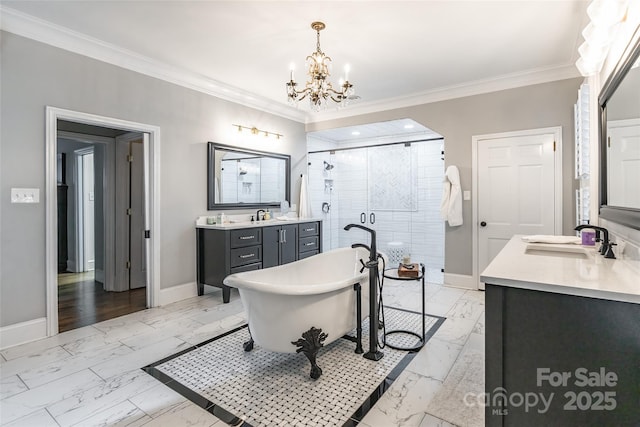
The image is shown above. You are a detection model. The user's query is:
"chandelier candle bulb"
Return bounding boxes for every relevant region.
[286,21,355,110]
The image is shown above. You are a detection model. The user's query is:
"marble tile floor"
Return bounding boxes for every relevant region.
[0,281,485,427]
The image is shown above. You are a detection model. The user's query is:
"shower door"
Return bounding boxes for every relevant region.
[307,140,444,273]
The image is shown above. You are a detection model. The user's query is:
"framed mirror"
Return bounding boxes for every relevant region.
[598,30,640,230]
[207,142,291,210]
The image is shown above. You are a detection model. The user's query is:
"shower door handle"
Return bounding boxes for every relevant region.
[360,212,366,224]
[370,213,375,224]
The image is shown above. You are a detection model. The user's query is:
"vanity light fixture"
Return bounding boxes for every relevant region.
[233,124,283,140]
[286,21,355,111]
[575,0,630,76]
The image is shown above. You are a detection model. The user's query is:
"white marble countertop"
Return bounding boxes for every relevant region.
[481,235,640,304]
[195,215,322,230]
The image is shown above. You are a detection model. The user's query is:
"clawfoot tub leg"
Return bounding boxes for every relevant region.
[243,327,254,352]
[292,327,328,380]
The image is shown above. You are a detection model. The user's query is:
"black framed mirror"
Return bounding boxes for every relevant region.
[598,29,640,230]
[207,142,291,210]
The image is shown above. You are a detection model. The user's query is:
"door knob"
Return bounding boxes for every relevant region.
[480,221,487,227]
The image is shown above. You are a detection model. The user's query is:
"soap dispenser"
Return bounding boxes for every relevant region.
[264,209,271,220]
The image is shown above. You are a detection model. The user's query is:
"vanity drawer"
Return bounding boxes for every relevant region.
[230,228,262,248]
[230,245,262,267]
[230,261,262,275]
[298,250,318,260]
[299,236,319,253]
[299,222,320,238]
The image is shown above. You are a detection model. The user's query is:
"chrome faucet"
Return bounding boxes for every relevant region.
[574,225,616,259]
[256,209,266,221]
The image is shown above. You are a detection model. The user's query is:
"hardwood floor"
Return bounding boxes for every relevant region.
[58,278,146,333]
[58,271,95,286]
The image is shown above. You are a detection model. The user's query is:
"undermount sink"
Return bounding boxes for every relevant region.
[525,243,590,259]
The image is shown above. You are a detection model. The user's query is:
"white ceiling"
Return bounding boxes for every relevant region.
[308,118,440,145]
[1,1,589,123]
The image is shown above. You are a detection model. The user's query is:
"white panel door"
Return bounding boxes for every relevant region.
[130,139,147,290]
[607,119,640,209]
[82,153,95,271]
[477,131,557,289]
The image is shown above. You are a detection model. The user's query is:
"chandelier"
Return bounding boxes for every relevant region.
[286,21,355,111]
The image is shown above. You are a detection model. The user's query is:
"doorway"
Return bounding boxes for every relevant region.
[56,125,147,332]
[46,107,161,337]
[472,127,563,290]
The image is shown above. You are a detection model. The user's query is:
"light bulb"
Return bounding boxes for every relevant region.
[587,0,628,27]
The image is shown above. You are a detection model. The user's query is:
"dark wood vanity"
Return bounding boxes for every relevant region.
[196,220,321,302]
[482,237,640,426]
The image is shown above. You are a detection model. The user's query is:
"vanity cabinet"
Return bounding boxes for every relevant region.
[298,221,320,259]
[485,285,640,426]
[196,220,322,302]
[482,236,640,426]
[263,224,297,268]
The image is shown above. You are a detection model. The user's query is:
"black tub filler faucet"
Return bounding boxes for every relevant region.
[344,224,384,361]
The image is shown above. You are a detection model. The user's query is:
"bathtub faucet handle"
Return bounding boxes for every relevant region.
[359,258,366,273]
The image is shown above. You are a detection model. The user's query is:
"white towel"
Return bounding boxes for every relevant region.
[298,174,313,218]
[440,165,463,226]
[521,235,581,244]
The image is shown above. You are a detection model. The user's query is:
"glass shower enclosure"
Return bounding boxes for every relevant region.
[307,139,445,279]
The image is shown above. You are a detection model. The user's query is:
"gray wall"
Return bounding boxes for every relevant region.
[306,78,583,277]
[0,32,307,327]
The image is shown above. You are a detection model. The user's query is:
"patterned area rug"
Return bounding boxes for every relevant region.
[144,307,444,427]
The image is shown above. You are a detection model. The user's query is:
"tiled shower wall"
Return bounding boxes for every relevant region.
[307,140,444,274]
[220,157,284,204]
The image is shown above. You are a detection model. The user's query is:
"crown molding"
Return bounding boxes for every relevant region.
[1,5,581,127]
[306,64,581,124]
[0,6,307,123]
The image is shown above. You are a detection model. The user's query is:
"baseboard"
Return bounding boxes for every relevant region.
[159,281,198,306]
[0,317,47,350]
[95,268,105,284]
[443,273,477,290]
[66,259,78,273]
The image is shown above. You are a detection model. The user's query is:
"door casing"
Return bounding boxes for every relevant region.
[74,146,95,273]
[472,127,563,290]
[46,106,161,336]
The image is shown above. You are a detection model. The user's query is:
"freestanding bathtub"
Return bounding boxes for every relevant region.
[223,246,376,378]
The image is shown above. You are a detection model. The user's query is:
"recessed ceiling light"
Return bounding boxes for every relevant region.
[351,131,361,136]
[404,124,414,129]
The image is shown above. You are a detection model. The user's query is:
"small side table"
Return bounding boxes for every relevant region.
[382,263,426,352]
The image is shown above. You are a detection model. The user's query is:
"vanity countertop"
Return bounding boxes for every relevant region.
[481,235,640,304]
[195,216,322,230]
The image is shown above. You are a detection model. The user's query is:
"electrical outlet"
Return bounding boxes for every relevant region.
[11,188,40,203]
[463,190,471,201]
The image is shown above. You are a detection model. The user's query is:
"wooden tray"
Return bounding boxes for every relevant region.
[398,263,419,277]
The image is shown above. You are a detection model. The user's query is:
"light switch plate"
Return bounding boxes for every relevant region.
[463,190,471,201]
[11,188,40,203]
